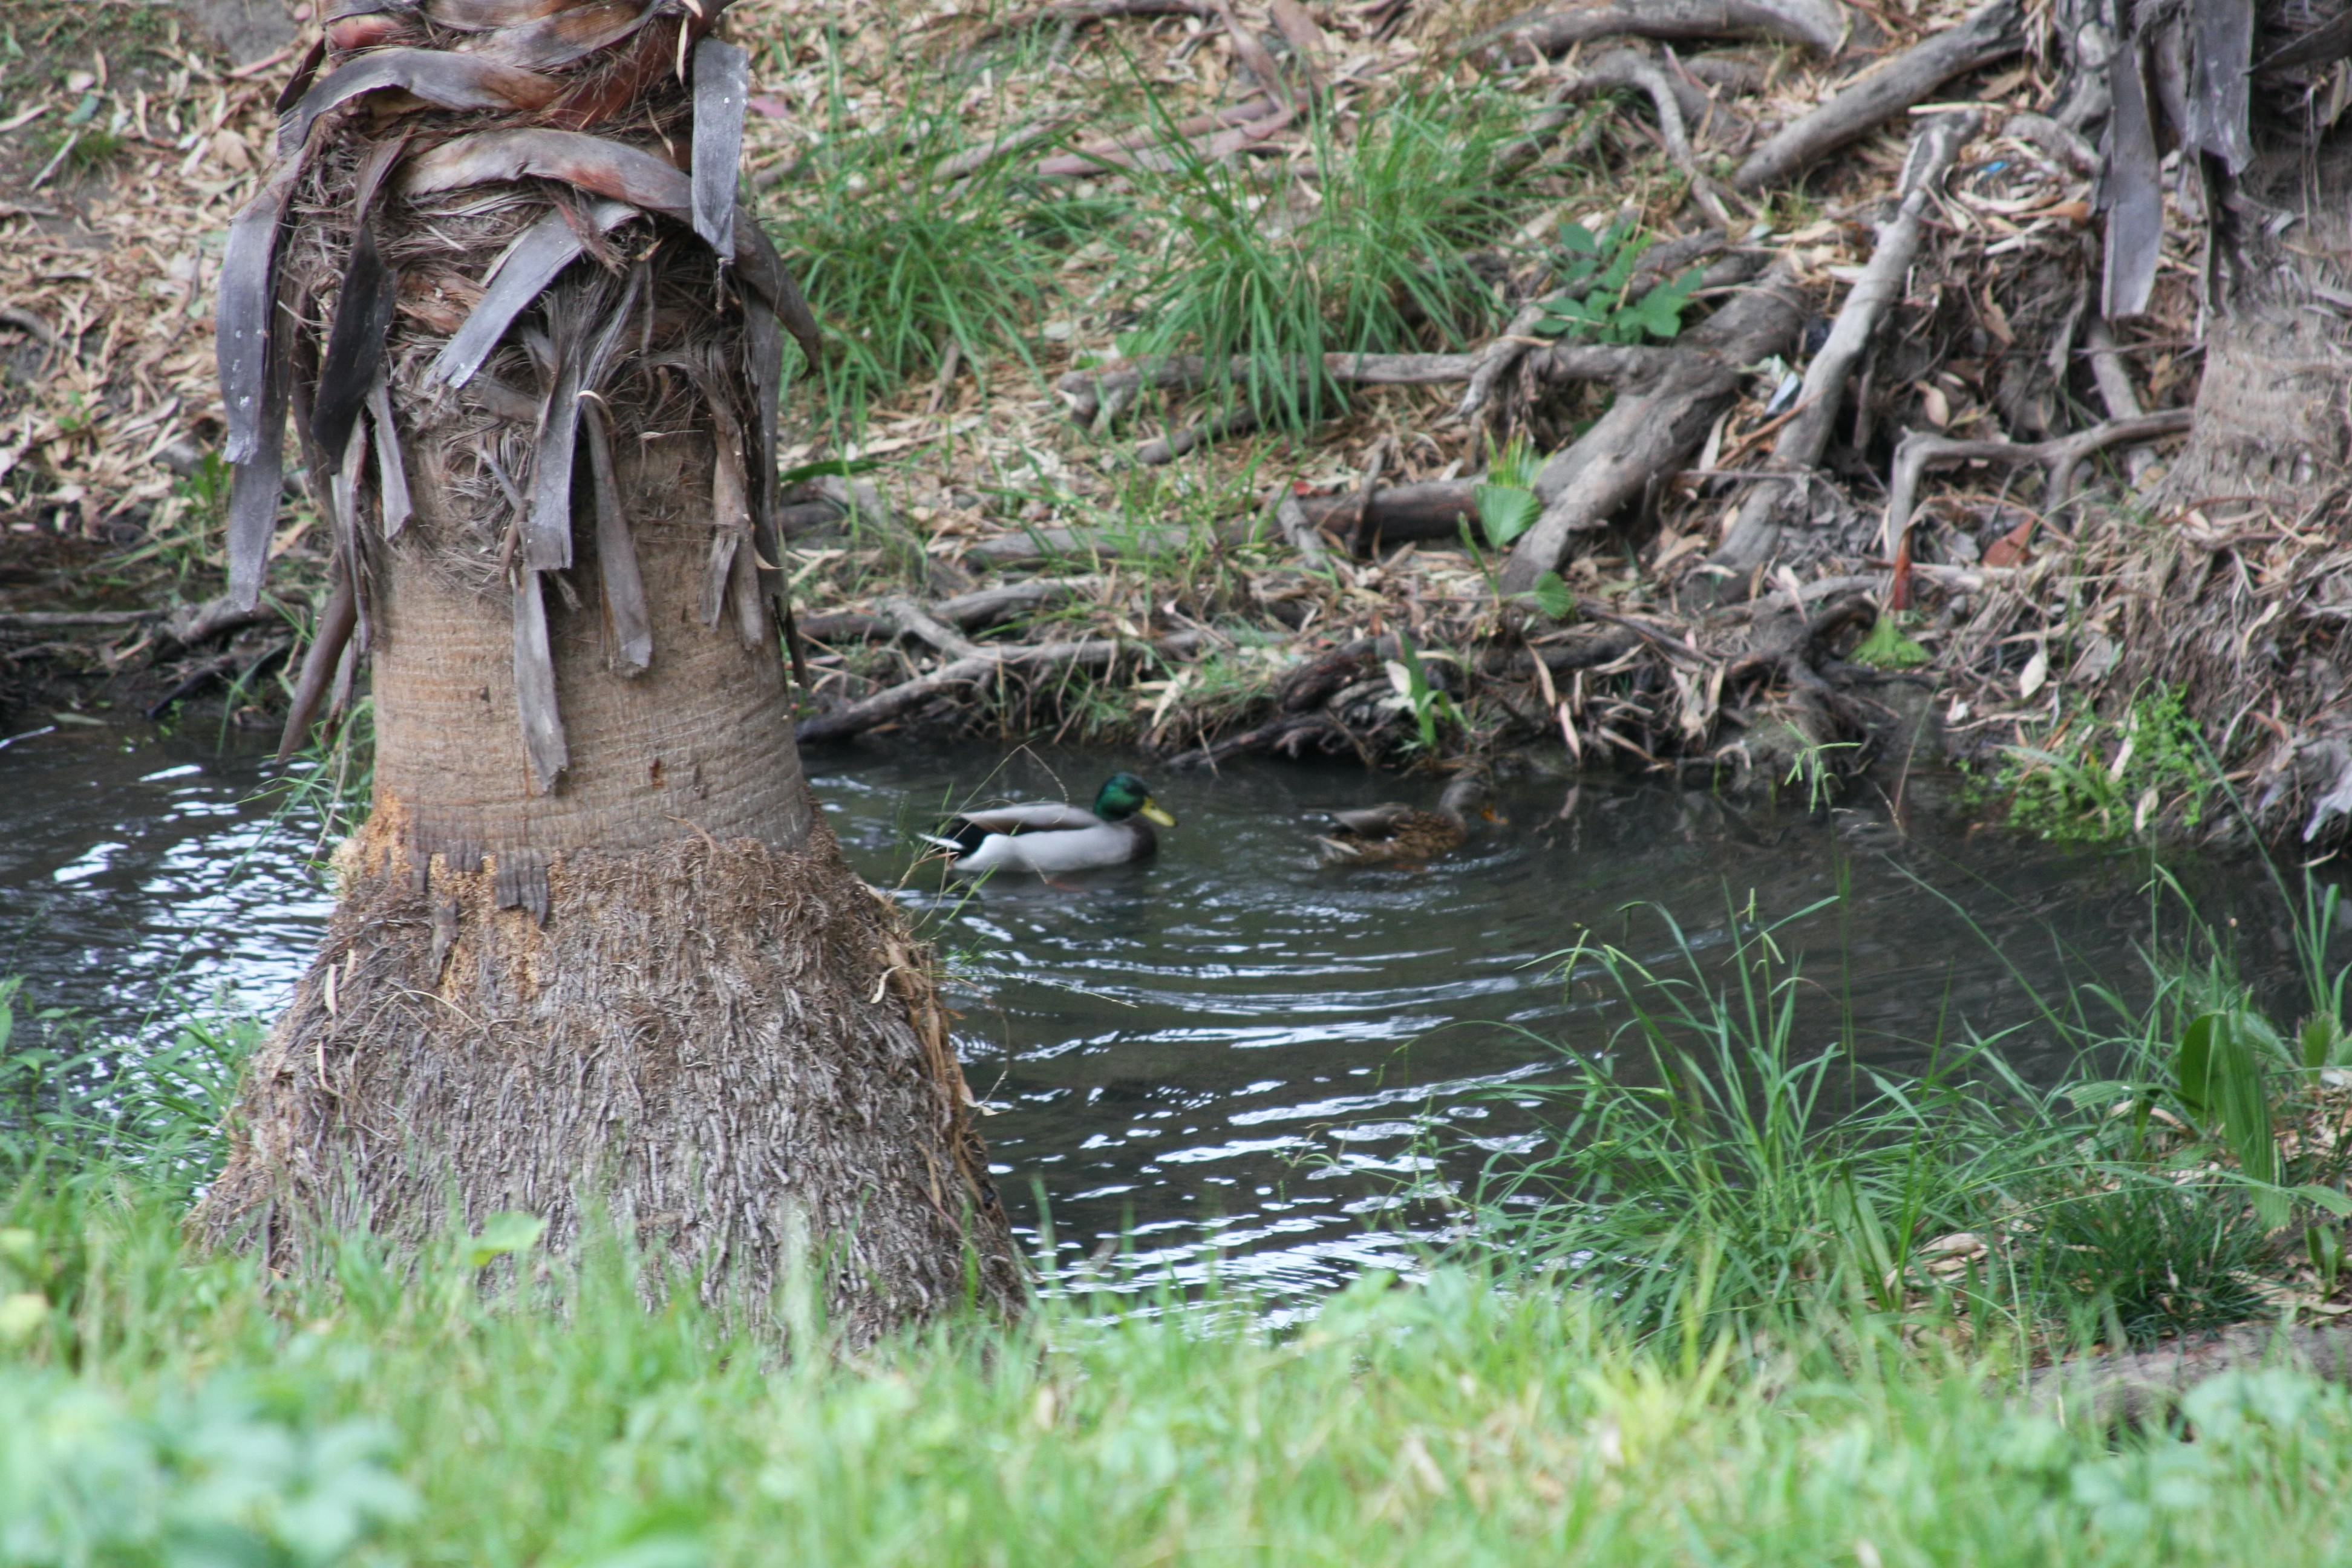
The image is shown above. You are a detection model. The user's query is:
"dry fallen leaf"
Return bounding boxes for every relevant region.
[2019,645,2049,698]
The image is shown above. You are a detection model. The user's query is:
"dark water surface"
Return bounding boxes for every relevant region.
[0,720,2313,1299]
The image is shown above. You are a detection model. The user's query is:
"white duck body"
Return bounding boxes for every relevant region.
[924,774,1176,878]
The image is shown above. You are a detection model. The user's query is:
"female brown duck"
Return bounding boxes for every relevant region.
[1313,776,1498,867]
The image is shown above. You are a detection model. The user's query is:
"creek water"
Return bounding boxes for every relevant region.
[0,720,2315,1301]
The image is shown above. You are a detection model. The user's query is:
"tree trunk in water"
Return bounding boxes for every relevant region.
[194,5,1022,1336]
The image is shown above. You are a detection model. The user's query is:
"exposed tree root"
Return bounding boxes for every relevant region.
[1477,0,1848,61]
[2028,1323,2352,1428]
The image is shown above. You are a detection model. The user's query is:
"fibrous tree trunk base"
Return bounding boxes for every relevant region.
[194,800,1022,1339]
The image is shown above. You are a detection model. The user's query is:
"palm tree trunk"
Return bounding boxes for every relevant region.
[2088,0,2352,848]
[194,1,1021,1334]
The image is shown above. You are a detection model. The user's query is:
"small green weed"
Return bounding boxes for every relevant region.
[1850,615,1930,669]
[31,121,121,178]
[0,978,258,1197]
[1532,217,1705,345]
[2000,684,2210,843]
[1472,436,1541,548]
[1387,630,1465,753]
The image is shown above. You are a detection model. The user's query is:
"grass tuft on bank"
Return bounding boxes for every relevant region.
[12,1169,2352,1566]
[1469,875,2352,1353]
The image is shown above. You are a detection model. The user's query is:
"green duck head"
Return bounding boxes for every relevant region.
[1094,773,1177,827]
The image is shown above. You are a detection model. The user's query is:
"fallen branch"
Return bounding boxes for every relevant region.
[1881,410,2195,554]
[1710,110,1978,578]
[1037,97,1295,180]
[1501,259,1808,593]
[1058,351,1488,425]
[160,593,279,648]
[149,638,293,724]
[792,578,1105,645]
[964,0,1209,50]
[795,629,1205,745]
[1297,481,1479,550]
[2084,317,2160,486]
[934,117,1070,181]
[963,526,1195,567]
[1592,48,1737,225]
[1461,234,1722,422]
[1138,407,1258,465]
[1731,0,2022,192]
[1036,96,1285,180]
[930,575,1103,629]
[1477,0,1848,60]
[0,609,157,633]
[1064,343,1676,437]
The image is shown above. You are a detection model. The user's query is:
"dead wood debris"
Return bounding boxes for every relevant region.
[7,0,2329,854]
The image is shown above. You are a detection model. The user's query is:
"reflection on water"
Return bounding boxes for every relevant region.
[0,722,2319,1301]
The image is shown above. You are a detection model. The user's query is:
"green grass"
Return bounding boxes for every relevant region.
[11,1171,2352,1566]
[759,64,1100,433]
[1467,875,2352,1352]
[1123,87,1535,429]
[8,860,2352,1560]
[0,1000,2341,1566]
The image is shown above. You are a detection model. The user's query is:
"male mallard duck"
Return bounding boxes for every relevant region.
[921,772,1178,878]
[1313,776,1498,867]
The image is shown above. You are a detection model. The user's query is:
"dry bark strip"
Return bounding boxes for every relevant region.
[1730,0,2024,192]
[1478,0,1847,60]
[1710,110,1979,578]
[275,578,360,762]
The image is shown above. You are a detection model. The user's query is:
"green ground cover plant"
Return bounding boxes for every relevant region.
[1998,685,2212,843]
[6,860,2352,1563]
[1125,86,1534,429]
[11,1169,2352,1567]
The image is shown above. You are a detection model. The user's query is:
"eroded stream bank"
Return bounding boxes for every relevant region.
[1,725,2326,1299]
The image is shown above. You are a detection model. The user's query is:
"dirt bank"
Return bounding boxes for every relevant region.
[8,0,2339,852]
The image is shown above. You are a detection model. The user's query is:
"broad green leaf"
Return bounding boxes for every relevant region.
[1486,437,1540,492]
[2178,1013,2284,1224]
[1527,571,1575,621]
[2304,1014,2343,1071]
[1477,483,1541,546]
[465,1211,547,1270]
[2298,1185,2352,1219]
[2176,1012,2222,1120]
